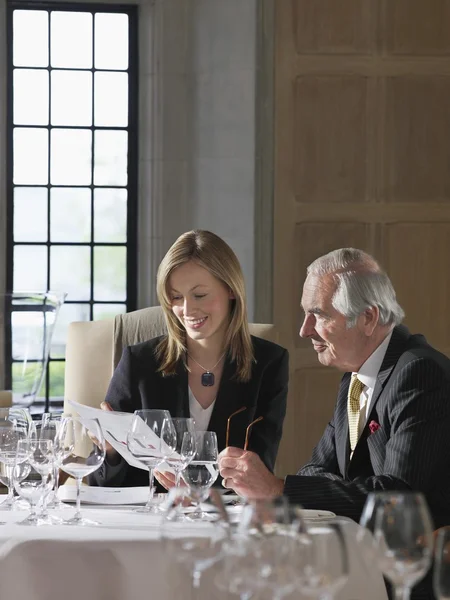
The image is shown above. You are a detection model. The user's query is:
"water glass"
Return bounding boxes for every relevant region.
[14,438,54,525]
[181,431,219,520]
[0,408,30,509]
[360,491,433,600]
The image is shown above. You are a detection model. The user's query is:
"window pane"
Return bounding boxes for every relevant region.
[14,69,49,125]
[14,245,47,291]
[95,13,129,70]
[94,246,126,301]
[51,70,92,126]
[93,303,126,321]
[50,246,91,301]
[94,131,128,186]
[94,72,128,127]
[14,128,48,185]
[50,12,92,68]
[49,361,65,398]
[94,188,127,243]
[13,10,49,67]
[51,303,90,358]
[50,129,92,185]
[50,188,91,243]
[14,187,48,242]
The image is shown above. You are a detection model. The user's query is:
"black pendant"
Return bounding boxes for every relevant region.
[201,371,215,387]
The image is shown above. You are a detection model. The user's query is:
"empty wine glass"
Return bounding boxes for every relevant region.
[162,418,196,488]
[299,523,350,599]
[14,438,55,525]
[0,408,30,509]
[360,491,433,600]
[434,527,450,599]
[40,413,66,509]
[181,431,219,520]
[56,416,106,526]
[127,409,175,513]
[161,487,228,591]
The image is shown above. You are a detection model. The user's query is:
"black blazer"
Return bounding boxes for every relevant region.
[284,325,450,529]
[90,335,289,487]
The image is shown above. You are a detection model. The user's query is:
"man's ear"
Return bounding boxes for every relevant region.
[363,306,379,336]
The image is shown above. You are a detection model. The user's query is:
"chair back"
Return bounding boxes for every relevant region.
[64,306,278,412]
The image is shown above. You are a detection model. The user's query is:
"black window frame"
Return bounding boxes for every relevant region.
[5,1,139,413]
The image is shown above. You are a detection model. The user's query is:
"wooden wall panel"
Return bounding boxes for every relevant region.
[277,367,343,474]
[293,75,369,203]
[292,0,374,55]
[384,223,450,350]
[384,77,450,203]
[273,0,450,475]
[385,0,450,55]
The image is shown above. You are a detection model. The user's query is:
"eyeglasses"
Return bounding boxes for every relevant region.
[226,407,264,451]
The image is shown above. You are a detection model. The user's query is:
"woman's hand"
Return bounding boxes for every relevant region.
[154,470,178,490]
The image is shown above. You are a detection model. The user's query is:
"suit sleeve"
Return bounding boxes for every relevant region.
[248,348,289,473]
[88,347,148,487]
[297,416,341,479]
[284,357,450,521]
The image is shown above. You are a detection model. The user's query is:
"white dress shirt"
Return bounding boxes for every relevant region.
[352,330,393,437]
[188,387,215,431]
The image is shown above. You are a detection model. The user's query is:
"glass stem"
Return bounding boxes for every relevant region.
[74,477,82,520]
[175,470,181,488]
[147,467,155,507]
[394,587,410,600]
[54,466,60,496]
[5,465,14,503]
[192,568,201,589]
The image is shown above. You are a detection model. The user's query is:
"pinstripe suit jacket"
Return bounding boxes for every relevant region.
[284,324,450,529]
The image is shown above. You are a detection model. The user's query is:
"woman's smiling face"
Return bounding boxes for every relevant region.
[169,260,234,345]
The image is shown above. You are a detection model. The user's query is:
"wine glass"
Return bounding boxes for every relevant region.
[299,523,350,599]
[13,438,55,525]
[56,416,106,526]
[161,487,228,591]
[39,413,67,509]
[360,491,433,600]
[127,409,175,513]
[162,417,196,488]
[434,527,450,599]
[0,408,30,509]
[181,431,219,520]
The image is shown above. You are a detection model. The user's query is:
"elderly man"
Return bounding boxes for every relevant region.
[219,248,450,526]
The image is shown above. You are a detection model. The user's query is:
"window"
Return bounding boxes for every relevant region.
[6,2,138,412]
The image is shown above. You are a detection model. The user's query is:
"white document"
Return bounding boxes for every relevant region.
[57,485,150,505]
[67,399,175,473]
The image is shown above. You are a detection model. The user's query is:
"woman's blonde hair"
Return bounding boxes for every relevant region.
[155,230,254,381]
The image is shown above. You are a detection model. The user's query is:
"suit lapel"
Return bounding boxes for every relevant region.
[335,372,351,476]
[363,325,409,423]
[207,356,249,452]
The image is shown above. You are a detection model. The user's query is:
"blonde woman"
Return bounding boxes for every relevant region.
[89,230,288,488]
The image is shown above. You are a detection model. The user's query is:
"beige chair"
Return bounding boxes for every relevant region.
[64,305,278,412]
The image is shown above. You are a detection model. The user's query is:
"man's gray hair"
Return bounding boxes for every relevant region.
[307,248,405,328]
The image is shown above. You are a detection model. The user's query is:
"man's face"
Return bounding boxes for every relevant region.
[299,273,369,372]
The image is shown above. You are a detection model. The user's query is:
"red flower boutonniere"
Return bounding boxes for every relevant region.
[369,420,380,434]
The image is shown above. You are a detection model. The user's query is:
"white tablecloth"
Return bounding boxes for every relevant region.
[0,505,388,600]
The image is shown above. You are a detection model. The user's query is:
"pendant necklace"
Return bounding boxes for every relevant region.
[188,353,225,387]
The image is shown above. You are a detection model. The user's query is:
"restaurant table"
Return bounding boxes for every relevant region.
[0,504,389,600]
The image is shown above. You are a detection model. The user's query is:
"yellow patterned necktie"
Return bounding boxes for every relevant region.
[347,374,365,453]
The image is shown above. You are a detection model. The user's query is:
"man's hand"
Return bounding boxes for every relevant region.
[218,447,284,499]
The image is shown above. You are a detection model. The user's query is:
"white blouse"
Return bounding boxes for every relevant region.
[188,387,215,432]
